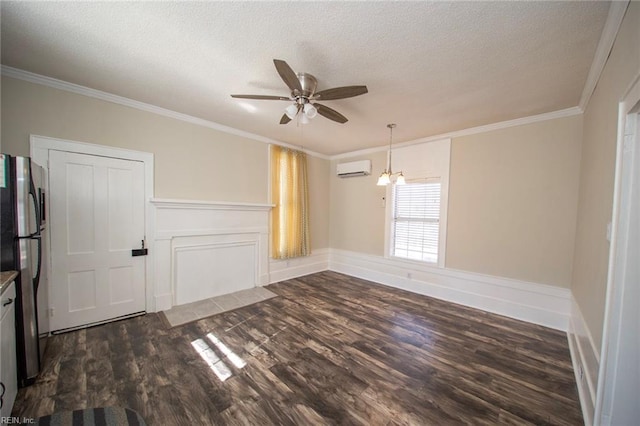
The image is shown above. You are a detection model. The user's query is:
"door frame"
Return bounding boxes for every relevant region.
[30,135,157,314]
[594,72,640,424]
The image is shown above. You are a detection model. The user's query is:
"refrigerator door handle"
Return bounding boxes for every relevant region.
[33,235,42,290]
[16,182,41,239]
[28,177,41,237]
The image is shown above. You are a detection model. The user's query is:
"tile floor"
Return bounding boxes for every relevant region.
[162,286,277,327]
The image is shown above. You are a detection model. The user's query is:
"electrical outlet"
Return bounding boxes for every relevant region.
[578,363,584,381]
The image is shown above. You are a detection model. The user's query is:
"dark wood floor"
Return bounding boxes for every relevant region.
[13,271,582,425]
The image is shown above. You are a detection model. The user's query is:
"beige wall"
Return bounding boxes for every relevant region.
[307,154,330,250]
[1,76,330,250]
[2,76,268,202]
[572,3,640,351]
[330,151,388,256]
[330,115,583,288]
[447,116,582,287]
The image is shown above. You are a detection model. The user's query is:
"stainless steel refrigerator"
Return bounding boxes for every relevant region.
[0,154,48,386]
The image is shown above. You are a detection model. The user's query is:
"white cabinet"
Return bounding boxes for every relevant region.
[0,280,17,418]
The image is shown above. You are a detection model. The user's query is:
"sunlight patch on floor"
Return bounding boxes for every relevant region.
[191,334,247,381]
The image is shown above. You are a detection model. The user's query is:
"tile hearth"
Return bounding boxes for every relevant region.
[162,287,277,327]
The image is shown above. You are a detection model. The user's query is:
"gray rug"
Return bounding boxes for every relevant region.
[162,287,277,327]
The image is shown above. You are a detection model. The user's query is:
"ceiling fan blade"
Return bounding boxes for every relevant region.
[315,103,348,124]
[231,94,290,100]
[313,85,368,101]
[280,114,292,124]
[274,59,303,93]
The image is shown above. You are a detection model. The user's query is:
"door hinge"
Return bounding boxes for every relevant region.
[49,307,54,317]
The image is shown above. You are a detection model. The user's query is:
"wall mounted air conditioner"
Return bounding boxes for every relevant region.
[336,160,371,178]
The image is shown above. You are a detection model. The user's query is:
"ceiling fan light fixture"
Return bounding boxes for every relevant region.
[304,103,317,119]
[285,104,299,119]
[299,112,310,125]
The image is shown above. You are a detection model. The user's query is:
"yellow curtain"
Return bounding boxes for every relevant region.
[271,145,310,259]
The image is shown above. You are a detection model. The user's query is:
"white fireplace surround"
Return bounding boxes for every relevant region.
[151,198,273,311]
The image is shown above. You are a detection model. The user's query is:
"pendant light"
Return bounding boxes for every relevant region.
[377,123,405,186]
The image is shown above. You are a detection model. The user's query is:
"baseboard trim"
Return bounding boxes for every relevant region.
[328,249,571,331]
[159,246,574,331]
[568,296,600,426]
[269,248,330,284]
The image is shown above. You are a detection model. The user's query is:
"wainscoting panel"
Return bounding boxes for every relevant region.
[153,239,172,311]
[150,198,272,310]
[329,249,572,331]
[269,248,330,284]
[568,296,601,426]
[173,238,257,305]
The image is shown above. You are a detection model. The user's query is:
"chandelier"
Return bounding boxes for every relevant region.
[377,123,405,186]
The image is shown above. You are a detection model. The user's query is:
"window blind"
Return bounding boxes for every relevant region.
[392,181,441,263]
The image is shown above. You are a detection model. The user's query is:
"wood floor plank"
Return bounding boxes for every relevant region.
[12,271,582,425]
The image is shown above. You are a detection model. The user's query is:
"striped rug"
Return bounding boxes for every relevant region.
[35,407,146,425]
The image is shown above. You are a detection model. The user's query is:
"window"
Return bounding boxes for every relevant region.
[391,179,441,263]
[270,145,310,259]
[385,138,450,266]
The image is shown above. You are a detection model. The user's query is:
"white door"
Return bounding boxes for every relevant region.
[48,150,146,331]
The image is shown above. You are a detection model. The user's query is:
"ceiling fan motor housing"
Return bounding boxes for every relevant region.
[295,73,317,103]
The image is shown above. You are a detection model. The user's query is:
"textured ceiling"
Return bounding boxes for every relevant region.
[1,1,610,155]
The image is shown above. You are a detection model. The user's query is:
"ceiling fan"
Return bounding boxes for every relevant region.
[231,59,368,125]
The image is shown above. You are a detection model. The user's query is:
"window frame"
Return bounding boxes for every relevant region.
[383,139,450,269]
[389,178,442,265]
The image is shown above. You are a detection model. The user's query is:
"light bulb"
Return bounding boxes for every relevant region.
[304,103,317,119]
[285,104,298,119]
[396,172,406,185]
[377,172,391,186]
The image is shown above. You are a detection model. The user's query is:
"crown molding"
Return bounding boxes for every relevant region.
[2,63,587,163]
[578,1,630,111]
[331,106,582,160]
[0,65,329,160]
